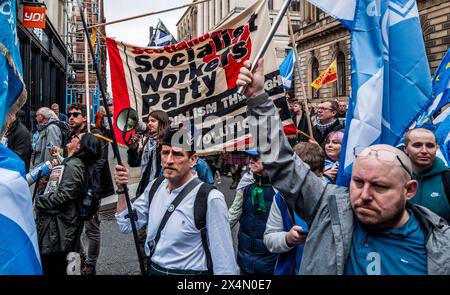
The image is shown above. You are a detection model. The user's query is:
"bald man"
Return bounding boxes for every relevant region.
[238,59,450,275]
[404,128,450,223]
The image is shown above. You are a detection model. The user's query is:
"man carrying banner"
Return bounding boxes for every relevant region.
[237,58,450,275]
[404,128,450,223]
[114,128,239,275]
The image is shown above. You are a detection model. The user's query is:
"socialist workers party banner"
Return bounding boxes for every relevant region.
[106,0,294,152]
[311,59,337,90]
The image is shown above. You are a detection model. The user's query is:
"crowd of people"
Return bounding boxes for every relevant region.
[1,59,449,275]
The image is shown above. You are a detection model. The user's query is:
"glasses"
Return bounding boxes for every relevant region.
[68,111,82,118]
[317,107,334,112]
[353,146,412,177]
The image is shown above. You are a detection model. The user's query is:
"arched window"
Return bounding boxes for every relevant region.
[311,57,320,99]
[336,52,346,96]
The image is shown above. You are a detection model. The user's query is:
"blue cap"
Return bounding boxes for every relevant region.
[244,149,259,156]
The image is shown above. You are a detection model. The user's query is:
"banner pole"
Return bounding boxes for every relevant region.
[237,0,293,95]
[286,10,314,140]
[76,0,146,275]
[84,8,91,132]
[79,0,211,31]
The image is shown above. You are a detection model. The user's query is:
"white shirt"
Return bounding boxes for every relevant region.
[116,175,239,274]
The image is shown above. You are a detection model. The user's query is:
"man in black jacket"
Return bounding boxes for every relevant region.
[65,103,115,275]
[4,111,32,172]
[312,100,343,145]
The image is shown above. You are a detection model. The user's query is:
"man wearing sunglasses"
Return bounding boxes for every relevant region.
[64,103,115,275]
[237,59,450,275]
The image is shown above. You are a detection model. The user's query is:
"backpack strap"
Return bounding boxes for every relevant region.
[442,169,450,204]
[148,177,202,259]
[147,176,165,209]
[194,183,215,275]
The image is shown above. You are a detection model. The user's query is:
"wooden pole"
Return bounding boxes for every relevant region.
[78,0,211,31]
[286,10,314,140]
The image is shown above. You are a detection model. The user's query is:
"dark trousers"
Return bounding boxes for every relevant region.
[41,251,69,275]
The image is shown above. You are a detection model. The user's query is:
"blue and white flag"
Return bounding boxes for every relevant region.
[148,19,177,47]
[0,0,27,134]
[307,0,433,186]
[416,47,450,127]
[0,144,42,274]
[433,107,450,165]
[279,49,295,90]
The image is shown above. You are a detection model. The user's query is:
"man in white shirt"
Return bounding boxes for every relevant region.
[114,127,239,275]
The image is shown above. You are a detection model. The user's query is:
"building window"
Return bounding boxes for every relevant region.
[290,0,300,11]
[336,52,346,96]
[311,57,319,99]
[268,0,273,10]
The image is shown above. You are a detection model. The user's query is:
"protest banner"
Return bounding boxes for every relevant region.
[106,0,294,152]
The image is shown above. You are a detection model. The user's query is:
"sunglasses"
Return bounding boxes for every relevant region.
[68,111,82,118]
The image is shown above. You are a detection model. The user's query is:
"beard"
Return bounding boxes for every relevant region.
[353,202,406,233]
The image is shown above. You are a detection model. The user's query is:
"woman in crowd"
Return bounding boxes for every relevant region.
[127,110,170,198]
[35,133,102,275]
[322,130,344,184]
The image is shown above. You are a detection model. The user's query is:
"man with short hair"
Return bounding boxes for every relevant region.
[237,59,450,275]
[51,103,68,123]
[67,103,88,137]
[65,103,114,275]
[114,128,239,275]
[312,100,343,145]
[404,128,450,223]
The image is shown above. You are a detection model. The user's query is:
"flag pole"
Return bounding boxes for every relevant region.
[76,0,146,275]
[237,0,293,95]
[84,8,91,133]
[78,0,211,31]
[286,10,314,140]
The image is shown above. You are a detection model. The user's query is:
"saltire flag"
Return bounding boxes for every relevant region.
[433,107,450,165]
[106,0,294,151]
[0,0,27,134]
[416,47,450,127]
[0,144,42,274]
[311,59,337,90]
[148,19,177,47]
[279,48,295,90]
[0,0,41,275]
[307,0,433,186]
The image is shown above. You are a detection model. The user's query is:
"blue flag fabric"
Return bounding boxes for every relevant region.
[0,0,27,134]
[433,107,450,165]
[308,0,433,186]
[279,49,295,90]
[0,144,42,275]
[416,48,450,127]
[148,19,177,47]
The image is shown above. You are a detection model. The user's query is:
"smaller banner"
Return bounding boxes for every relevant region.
[311,59,337,90]
[22,6,46,29]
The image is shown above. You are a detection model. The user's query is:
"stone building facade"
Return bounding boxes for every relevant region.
[292,0,450,104]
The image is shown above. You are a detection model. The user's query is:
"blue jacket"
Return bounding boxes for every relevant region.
[237,175,278,274]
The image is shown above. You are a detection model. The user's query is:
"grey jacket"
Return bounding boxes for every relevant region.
[33,117,62,166]
[247,93,450,275]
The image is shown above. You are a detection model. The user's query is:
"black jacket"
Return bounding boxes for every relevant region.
[289,111,309,146]
[5,119,32,172]
[65,126,115,199]
[312,119,344,146]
